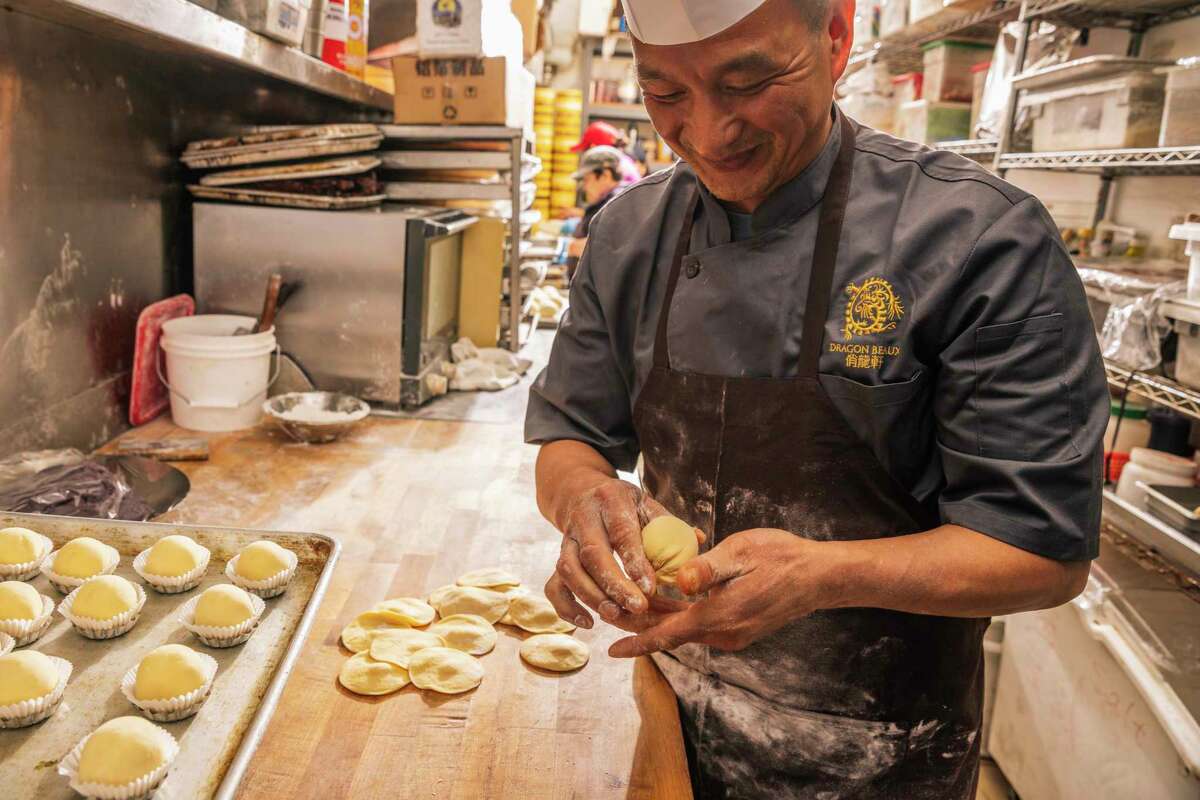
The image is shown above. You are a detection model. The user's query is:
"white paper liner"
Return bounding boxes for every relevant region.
[58,720,179,800]
[120,652,218,722]
[0,632,12,656]
[132,545,211,594]
[59,581,147,640]
[0,656,72,728]
[179,591,266,647]
[40,542,121,594]
[224,549,299,598]
[0,593,56,646]
[0,532,54,581]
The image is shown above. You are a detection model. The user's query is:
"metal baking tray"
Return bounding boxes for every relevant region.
[181,134,384,169]
[187,185,387,210]
[1143,484,1200,536]
[0,511,340,800]
[198,156,382,187]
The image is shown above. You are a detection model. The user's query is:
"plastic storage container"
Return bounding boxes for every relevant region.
[896,99,971,144]
[1105,399,1152,454]
[217,0,311,47]
[1160,62,1200,147]
[880,0,908,37]
[969,61,992,134]
[923,40,993,102]
[1023,70,1167,151]
[910,0,946,24]
[891,72,924,105]
[1115,447,1195,509]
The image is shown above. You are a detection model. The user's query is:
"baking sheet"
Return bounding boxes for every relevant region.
[181,135,384,169]
[198,156,382,187]
[187,185,387,210]
[0,512,339,800]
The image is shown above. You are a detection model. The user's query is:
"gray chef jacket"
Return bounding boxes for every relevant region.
[525,108,1107,562]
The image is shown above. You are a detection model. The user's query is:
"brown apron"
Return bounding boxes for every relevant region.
[633,117,988,799]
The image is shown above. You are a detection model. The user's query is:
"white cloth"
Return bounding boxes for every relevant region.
[447,338,533,392]
[620,0,769,45]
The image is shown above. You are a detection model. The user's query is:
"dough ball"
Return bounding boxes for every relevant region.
[340,610,412,654]
[0,527,44,565]
[53,537,113,579]
[338,653,410,696]
[455,567,522,590]
[77,716,171,786]
[519,634,590,673]
[193,584,254,627]
[426,614,497,655]
[235,540,293,581]
[428,585,511,624]
[72,575,138,621]
[641,516,700,586]
[505,594,576,634]
[0,650,59,705]
[144,535,205,578]
[407,647,484,694]
[133,644,209,701]
[372,597,436,627]
[0,580,43,621]
[368,629,444,668]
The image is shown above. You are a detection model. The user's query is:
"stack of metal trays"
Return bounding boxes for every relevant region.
[183,125,386,210]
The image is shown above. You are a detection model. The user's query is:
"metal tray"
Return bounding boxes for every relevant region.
[181,134,384,169]
[1143,484,1200,536]
[187,185,387,210]
[0,511,340,800]
[198,156,382,187]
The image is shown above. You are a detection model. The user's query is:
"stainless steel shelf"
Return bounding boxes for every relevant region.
[1103,490,1200,580]
[1106,360,1200,422]
[6,0,392,111]
[1025,0,1200,28]
[380,125,526,141]
[938,139,1000,157]
[587,102,651,122]
[848,0,1019,75]
[998,146,1200,174]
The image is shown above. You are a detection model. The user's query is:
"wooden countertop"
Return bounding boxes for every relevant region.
[111,416,692,800]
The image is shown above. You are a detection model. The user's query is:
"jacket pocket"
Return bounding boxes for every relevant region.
[820,370,928,407]
[973,313,1078,462]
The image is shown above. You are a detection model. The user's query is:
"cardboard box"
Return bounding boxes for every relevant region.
[511,0,540,62]
[417,0,523,60]
[344,0,369,79]
[392,56,534,130]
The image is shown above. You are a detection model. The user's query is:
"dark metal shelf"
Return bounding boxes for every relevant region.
[1025,0,1200,28]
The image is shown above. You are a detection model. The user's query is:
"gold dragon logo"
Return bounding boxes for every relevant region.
[843,277,905,341]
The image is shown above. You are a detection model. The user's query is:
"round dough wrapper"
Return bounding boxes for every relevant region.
[641,516,700,586]
[341,610,413,654]
[0,580,43,620]
[0,527,42,565]
[519,634,590,672]
[372,597,436,627]
[506,594,576,634]
[407,647,484,694]
[133,644,209,701]
[427,584,457,607]
[72,575,138,621]
[0,650,59,705]
[144,535,205,577]
[455,567,522,590]
[235,540,292,581]
[77,716,171,785]
[368,629,444,668]
[429,586,510,624]
[426,614,497,655]
[193,584,255,627]
[338,653,410,696]
[53,537,111,579]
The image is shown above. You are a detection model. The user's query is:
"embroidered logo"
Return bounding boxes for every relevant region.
[843,277,905,341]
[432,0,463,28]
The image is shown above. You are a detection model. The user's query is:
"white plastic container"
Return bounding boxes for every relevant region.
[909,0,945,24]
[880,0,908,37]
[1160,62,1200,147]
[159,315,278,432]
[1115,447,1195,508]
[220,0,311,47]
[922,40,992,103]
[1023,71,1167,152]
[1105,400,1152,454]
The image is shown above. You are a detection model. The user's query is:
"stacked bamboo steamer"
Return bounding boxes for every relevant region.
[533,88,556,219]
[551,89,584,213]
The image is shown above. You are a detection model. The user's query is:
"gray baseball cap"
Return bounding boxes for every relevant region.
[571,146,624,180]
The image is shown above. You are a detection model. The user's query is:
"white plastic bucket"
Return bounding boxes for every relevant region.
[159,315,279,432]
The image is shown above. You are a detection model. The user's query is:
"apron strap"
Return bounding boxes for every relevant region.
[652,189,702,370]
[797,115,858,378]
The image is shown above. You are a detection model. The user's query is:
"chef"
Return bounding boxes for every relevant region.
[525,0,1108,797]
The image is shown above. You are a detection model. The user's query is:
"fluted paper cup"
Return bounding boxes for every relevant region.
[0,632,12,656]
[58,720,179,800]
[0,593,55,646]
[0,656,72,728]
[133,545,211,594]
[40,543,121,594]
[0,532,54,581]
[120,652,218,722]
[59,581,147,640]
[224,549,298,599]
[178,591,266,648]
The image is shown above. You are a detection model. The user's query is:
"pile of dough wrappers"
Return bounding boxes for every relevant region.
[338,567,589,696]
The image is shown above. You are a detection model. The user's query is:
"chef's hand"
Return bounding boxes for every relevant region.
[608,529,829,657]
[544,479,668,629]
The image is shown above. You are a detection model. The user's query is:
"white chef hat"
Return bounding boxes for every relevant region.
[620,0,770,46]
